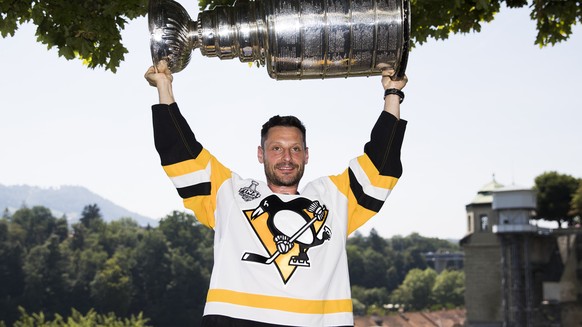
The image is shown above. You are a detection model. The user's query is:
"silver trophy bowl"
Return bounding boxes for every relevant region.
[149,0,410,79]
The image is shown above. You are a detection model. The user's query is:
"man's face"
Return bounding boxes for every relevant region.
[258,126,309,189]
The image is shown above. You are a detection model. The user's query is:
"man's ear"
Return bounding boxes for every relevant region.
[257,146,264,163]
[305,147,309,164]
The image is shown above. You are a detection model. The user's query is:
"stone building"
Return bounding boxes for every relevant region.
[460,179,582,327]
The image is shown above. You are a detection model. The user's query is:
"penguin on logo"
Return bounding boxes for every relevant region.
[250,195,331,267]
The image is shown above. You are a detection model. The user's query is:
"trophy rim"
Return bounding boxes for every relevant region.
[395,0,410,79]
[148,0,194,73]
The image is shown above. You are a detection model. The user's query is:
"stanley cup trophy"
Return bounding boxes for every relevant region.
[149,0,410,80]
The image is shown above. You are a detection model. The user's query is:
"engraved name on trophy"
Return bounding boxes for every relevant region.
[149,0,410,80]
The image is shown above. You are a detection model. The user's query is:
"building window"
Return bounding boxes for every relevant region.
[480,215,489,231]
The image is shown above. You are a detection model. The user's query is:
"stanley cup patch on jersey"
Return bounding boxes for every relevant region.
[238,180,261,202]
[241,195,331,284]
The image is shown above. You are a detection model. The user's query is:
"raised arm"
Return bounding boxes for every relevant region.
[144,61,231,228]
[327,70,408,234]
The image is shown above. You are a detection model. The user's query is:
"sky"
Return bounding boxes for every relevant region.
[1,2,581,240]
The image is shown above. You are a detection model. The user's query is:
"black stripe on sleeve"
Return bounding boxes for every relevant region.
[348,168,384,213]
[152,103,204,166]
[176,182,212,199]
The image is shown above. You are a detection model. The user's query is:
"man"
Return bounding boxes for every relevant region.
[145,61,407,326]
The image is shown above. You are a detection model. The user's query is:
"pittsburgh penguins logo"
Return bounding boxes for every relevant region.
[241,195,331,283]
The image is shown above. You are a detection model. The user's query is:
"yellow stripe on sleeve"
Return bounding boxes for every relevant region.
[345,190,377,235]
[329,169,385,235]
[162,149,212,177]
[357,155,399,190]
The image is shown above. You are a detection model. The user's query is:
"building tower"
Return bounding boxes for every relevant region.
[461,179,505,326]
[492,185,538,327]
[462,178,582,327]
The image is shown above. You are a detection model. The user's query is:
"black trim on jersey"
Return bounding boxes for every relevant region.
[348,168,384,213]
[363,111,407,178]
[202,315,353,327]
[177,182,211,199]
[152,102,203,166]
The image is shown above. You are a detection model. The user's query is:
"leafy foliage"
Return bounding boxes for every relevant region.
[0,0,148,72]
[431,269,465,308]
[388,268,464,311]
[1,0,579,72]
[534,171,581,226]
[347,229,463,312]
[198,0,237,10]
[0,206,211,326]
[569,180,582,225]
[529,0,582,46]
[390,268,437,310]
[10,307,150,327]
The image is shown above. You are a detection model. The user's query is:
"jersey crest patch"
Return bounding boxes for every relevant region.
[241,195,331,284]
[238,180,261,202]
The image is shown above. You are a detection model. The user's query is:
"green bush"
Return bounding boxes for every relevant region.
[9,307,150,327]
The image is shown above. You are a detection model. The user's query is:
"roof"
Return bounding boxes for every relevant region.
[493,184,533,193]
[469,179,505,205]
[354,309,465,327]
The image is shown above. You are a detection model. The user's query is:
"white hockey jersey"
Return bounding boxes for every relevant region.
[152,103,407,326]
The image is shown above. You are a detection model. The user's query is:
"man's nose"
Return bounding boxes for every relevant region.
[282,149,292,161]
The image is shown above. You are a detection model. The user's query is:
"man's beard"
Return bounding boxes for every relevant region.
[264,162,305,187]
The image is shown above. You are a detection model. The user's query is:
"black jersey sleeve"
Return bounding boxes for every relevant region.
[152,102,203,166]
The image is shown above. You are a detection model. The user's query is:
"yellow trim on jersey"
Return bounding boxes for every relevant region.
[183,196,213,227]
[329,169,350,199]
[328,169,376,235]
[207,289,353,314]
[163,148,232,229]
[329,154,399,235]
[345,189,378,235]
[162,149,212,177]
[356,155,398,190]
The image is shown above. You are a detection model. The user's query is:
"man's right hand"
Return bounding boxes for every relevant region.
[145,60,175,105]
[381,69,407,91]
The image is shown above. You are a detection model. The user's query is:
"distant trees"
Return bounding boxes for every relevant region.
[1,205,463,325]
[346,229,463,314]
[534,171,581,227]
[569,181,582,225]
[3,308,150,327]
[0,205,212,326]
[390,268,437,310]
[432,269,465,308]
[388,268,465,311]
